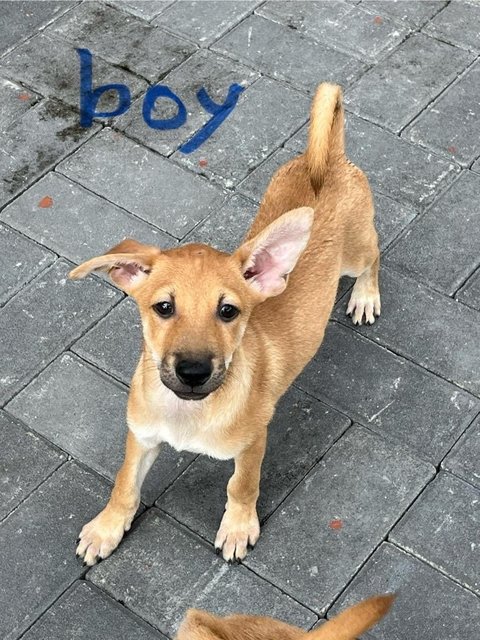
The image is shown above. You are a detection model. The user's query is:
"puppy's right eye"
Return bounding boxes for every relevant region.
[153,301,174,317]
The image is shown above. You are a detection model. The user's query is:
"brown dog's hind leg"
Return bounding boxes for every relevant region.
[345,249,381,326]
[75,430,160,566]
[214,433,267,563]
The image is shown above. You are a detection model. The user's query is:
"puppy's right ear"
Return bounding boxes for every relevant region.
[69,238,161,294]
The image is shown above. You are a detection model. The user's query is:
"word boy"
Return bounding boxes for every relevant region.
[78,49,244,153]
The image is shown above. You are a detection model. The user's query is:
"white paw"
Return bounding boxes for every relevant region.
[214,507,260,563]
[76,507,133,566]
[346,292,381,325]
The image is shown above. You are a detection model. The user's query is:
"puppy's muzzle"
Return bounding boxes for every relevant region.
[160,354,226,400]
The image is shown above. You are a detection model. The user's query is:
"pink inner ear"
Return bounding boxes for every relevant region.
[243,224,310,294]
[245,247,284,291]
[110,261,149,286]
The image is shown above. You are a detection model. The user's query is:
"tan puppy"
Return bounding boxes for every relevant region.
[71,82,380,566]
[176,595,394,640]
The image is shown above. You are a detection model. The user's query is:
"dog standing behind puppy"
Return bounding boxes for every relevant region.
[70,82,380,566]
[177,594,395,640]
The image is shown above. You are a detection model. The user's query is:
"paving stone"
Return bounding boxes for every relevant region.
[386,172,480,295]
[0,259,119,405]
[183,194,257,252]
[406,61,480,166]
[213,14,365,94]
[6,353,195,505]
[336,265,480,395]
[0,224,55,305]
[72,297,142,384]
[345,34,473,133]
[385,172,480,294]
[0,172,174,265]
[153,0,260,47]
[0,33,147,111]
[0,77,38,130]
[245,424,434,612]
[58,129,226,238]
[237,147,300,203]
[173,77,310,187]
[157,387,350,541]
[331,542,480,640]
[391,472,480,594]
[360,0,447,28]
[48,2,196,83]
[457,268,480,311]
[343,113,459,208]
[117,49,259,156]
[0,410,65,520]
[257,1,408,62]
[0,100,99,207]
[297,322,478,463]
[372,192,417,251]
[0,0,73,55]
[0,461,112,640]
[89,509,317,635]
[443,415,480,489]
[23,580,167,640]
[423,0,480,52]
[113,0,176,20]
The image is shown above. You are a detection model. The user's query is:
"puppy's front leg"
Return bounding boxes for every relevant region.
[76,430,160,566]
[215,432,267,563]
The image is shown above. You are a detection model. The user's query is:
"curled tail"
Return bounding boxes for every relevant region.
[309,594,395,640]
[306,82,345,194]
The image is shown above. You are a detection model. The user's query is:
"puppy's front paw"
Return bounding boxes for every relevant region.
[214,505,260,563]
[76,506,134,566]
[346,290,381,325]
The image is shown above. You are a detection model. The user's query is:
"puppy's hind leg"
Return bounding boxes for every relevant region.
[345,249,381,326]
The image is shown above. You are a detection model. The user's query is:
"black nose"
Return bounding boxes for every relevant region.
[175,359,212,387]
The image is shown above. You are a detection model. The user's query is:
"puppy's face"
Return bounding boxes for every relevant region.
[69,207,313,400]
[132,244,259,400]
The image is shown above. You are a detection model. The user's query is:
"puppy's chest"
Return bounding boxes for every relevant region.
[130,411,240,460]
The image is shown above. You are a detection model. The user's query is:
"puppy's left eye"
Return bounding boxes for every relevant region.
[218,303,240,322]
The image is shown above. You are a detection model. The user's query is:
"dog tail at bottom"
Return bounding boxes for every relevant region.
[306,82,345,195]
[309,594,395,640]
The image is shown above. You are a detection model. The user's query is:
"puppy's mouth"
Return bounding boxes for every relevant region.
[173,390,210,401]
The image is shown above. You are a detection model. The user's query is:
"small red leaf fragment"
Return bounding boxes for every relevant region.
[18,92,30,101]
[199,158,208,167]
[373,15,383,25]
[447,145,456,154]
[329,518,343,530]
[38,196,53,208]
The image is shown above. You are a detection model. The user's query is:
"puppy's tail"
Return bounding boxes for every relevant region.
[306,82,345,195]
[309,594,395,640]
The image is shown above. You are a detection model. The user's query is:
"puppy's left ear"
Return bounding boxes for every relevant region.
[69,238,161,295]
[234,207,314,298]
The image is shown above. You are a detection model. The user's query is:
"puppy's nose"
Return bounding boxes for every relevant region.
[175,359,212,387]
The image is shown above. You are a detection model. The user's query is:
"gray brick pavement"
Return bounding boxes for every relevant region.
[1,2,479,639]
[331,542,480,640]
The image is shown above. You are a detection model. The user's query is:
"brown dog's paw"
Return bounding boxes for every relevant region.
[346,290,381,325]
[214,507,260,563]
[75,506,133,566]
